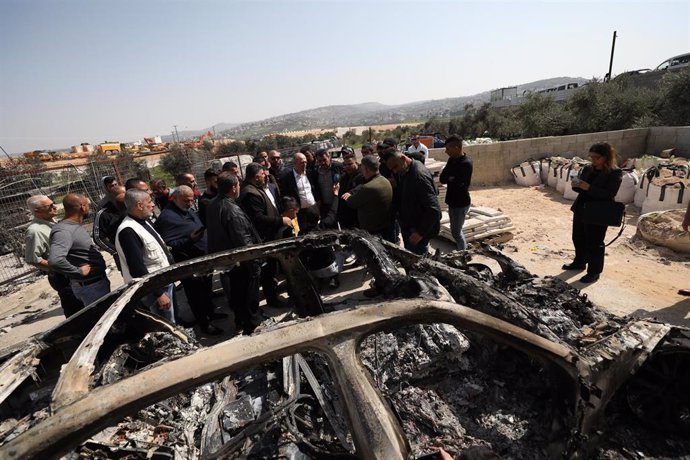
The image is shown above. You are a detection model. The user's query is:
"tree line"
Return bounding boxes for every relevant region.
[341,69,690,145]
[419,69,690,141]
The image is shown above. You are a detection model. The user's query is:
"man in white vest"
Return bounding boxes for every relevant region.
[115,189,176,323]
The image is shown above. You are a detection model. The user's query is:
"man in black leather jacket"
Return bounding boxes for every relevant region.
[382,150,441,255]
[206,172,262,334]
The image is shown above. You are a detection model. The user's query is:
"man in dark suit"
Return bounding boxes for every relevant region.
[254,154,280,196]
[278,152,319,229]
[240,163,293,308]
[337,153,363,229]
[313,149,343,227]
[240,163,293,242]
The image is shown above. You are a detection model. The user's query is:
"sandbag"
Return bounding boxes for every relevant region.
[562,163,588,201]
[635,164,690,208]
[547,164,560,188]
[546,156,568,188]
[510,160,541,186]
[555,158,586,194]
[614,169,639,204]
[641,179,690,215]
[540,158,551,183]
[634,173,651,208]
[556,163,572,194]
[637,209,690,253]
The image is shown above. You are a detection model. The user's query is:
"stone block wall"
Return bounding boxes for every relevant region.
[427,127,685,185]
[646,126,690,156]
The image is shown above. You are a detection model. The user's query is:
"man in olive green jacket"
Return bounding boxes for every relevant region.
[341,155,394,242]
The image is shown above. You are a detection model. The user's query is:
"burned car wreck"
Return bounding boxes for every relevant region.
[0,230,688,459]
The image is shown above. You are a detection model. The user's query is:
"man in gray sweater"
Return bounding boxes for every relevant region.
[49,193,110,307]
[25,195,84,318]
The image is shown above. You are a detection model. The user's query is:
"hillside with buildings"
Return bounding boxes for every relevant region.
[217,77,587,138]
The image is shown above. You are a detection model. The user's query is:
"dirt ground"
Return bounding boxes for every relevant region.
[472,184,690,327]
[1,184,689,354]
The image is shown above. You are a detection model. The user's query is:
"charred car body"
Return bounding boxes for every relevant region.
[0,230,688,459]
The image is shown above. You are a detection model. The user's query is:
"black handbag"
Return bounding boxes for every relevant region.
[582,201,625,227]
[581,200,626,247]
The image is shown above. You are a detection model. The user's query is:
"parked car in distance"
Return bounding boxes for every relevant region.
[655,53,690,72]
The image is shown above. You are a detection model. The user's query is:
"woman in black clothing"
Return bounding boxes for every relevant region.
[563,143,623,283]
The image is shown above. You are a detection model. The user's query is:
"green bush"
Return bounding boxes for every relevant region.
[159,144,192,178]
[656,69,690,126]
[517,94,572,137]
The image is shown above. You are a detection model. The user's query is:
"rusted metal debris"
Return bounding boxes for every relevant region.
[0,230,688,459]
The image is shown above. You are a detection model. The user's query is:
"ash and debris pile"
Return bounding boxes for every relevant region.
[202,358,354,459]
[70,384,214,459]
[2,239,690,459]
[82,349,355,459]
[431,248,624,347]
[505,276,624,346]
[352,245,689,459]
[95,331,198,385]
[69,332,212,459]
[0,332,202,455]
[360,324,556,459]
[358,323,689,459]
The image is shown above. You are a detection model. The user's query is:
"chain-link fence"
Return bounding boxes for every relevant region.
[0,155,154,286]
[0,148,271,286]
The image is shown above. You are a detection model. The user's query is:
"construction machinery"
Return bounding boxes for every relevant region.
[96,142,122,155]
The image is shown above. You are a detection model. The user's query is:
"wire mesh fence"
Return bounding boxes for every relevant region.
[0,158,144,285]
[0,148,270,286]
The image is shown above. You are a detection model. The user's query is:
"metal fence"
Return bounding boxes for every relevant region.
[0,156,151,285]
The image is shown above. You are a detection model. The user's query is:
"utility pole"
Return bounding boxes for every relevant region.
[606,31,617,82]
[172,125,180,143]
[0,144,14,162]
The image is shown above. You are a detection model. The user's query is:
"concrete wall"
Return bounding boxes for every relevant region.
[429,127,668,185]
[646,126,690,156]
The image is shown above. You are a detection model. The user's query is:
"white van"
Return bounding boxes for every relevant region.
[655,53,690,72]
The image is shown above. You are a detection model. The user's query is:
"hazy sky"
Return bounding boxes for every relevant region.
[1,0,688,153]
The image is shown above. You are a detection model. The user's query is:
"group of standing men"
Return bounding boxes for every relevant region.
[23,135,473,335]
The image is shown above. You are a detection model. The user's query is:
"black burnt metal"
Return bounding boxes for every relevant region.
[0,230,688,459]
